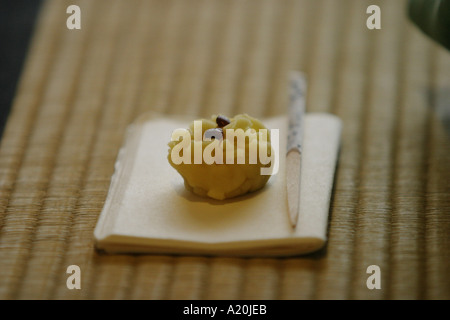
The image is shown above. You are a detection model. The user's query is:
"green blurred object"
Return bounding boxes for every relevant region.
[408,0,450,51]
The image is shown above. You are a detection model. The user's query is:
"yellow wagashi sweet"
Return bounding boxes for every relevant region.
[168,114,273,200]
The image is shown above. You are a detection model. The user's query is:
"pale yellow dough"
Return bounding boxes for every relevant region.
[168,114,272,200]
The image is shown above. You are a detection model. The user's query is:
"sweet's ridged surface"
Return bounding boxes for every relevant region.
[168,114,272,200]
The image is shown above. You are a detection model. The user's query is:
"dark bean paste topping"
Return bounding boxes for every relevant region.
[216,115,231,128]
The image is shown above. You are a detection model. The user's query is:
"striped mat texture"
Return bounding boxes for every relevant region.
[0,0,449,299]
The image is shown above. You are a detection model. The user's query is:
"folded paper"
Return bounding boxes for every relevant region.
[94,112,342,256]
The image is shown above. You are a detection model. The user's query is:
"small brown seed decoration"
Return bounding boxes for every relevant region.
[216,115,231,128]
[204,128,223,140]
